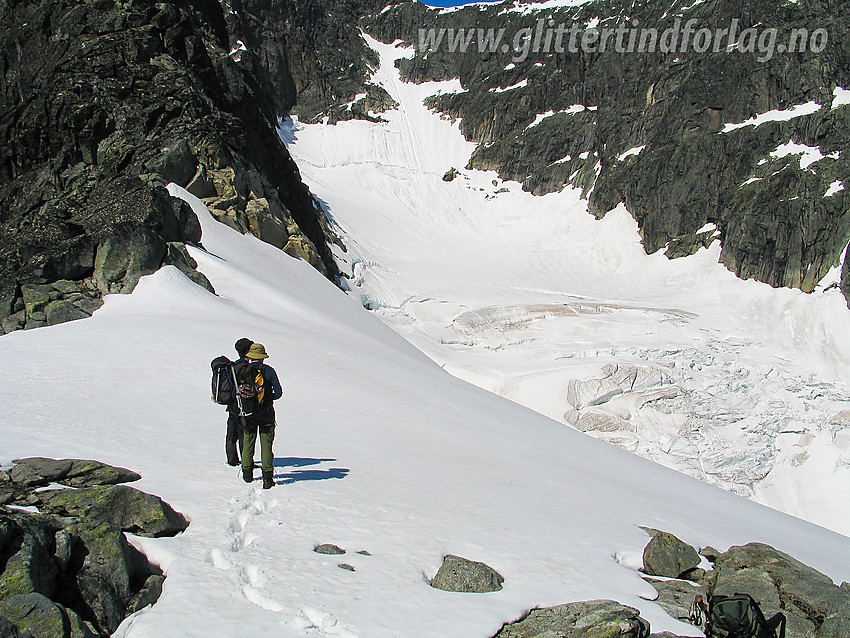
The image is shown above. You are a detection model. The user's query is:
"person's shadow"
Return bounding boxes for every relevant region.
[272,457,350,485]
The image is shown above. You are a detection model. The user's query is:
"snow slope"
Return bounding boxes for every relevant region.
[2,182,850,638]
[283,35,850,536]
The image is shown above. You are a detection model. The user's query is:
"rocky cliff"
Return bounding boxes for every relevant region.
[0,0,339,333]
[3,0,849,332]
[364,0,850,301]
[234,0,850,306]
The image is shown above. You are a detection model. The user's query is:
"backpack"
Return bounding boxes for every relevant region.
[705,593,786,638]
[211,356,236,405]
[231,362,270,420]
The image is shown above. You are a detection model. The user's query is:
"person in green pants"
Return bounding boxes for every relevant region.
[237,343,283,489]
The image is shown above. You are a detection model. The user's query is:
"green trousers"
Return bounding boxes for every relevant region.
[241,420,275,473]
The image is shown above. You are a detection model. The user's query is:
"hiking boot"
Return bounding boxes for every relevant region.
[262,471,274,490]
[242,467,253,483]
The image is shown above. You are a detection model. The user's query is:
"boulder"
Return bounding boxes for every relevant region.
[314,544,345,555]
[0,473,27,507]
[283,233,327,274]
[245,198,289,250]
[819,604,850,638]
[36,485,188,538]
[9,458,141,489]
[185,165,218,199]
[642,532,701,579]
[125,574,165,616]
[0,594,67,638]
[491,600,650,637]
[36,240,97,285]
[430,555,503,593]
[1,312,26,334]
[20,285,52,317]
[0,593,96,638]
[58,520,156,634]
[0,508,64,600]
[642,577,706,623]
[44,301,90,326]
[0,286,15,324]
[93,225,167,295]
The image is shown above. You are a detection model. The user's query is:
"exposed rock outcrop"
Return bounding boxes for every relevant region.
[0,458,187,637]
[638,531,850,637]
[221,0,391,124]
[362,0,850,305]
[0,0,339,334]
[492,600,651,637]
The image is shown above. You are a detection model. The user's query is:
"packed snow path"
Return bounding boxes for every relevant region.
[284,35,850,536]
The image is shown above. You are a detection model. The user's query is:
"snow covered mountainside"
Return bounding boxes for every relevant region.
[3,179,850,637]
[284,36,850,537]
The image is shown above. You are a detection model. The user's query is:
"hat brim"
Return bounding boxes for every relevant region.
[245,353,269,359]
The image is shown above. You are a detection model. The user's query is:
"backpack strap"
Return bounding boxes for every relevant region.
[765,612,786,638]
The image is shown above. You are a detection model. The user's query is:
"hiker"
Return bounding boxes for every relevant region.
[224,338,253,466]
[237,343,283,489]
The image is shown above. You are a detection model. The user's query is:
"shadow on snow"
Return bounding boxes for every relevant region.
[272,457,350,484]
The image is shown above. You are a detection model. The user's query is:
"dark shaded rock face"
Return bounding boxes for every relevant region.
[222,0,393,124]
[347,0,850,304]
[0,0,339,334]
[0,458,187,636]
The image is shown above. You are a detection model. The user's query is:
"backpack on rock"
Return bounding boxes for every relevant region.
[703,593,786,638]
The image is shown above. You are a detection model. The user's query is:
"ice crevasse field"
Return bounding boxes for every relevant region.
[0,33,849,638]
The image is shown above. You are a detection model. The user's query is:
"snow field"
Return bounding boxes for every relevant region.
[2,185,849,636]
[285,35,850,536]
